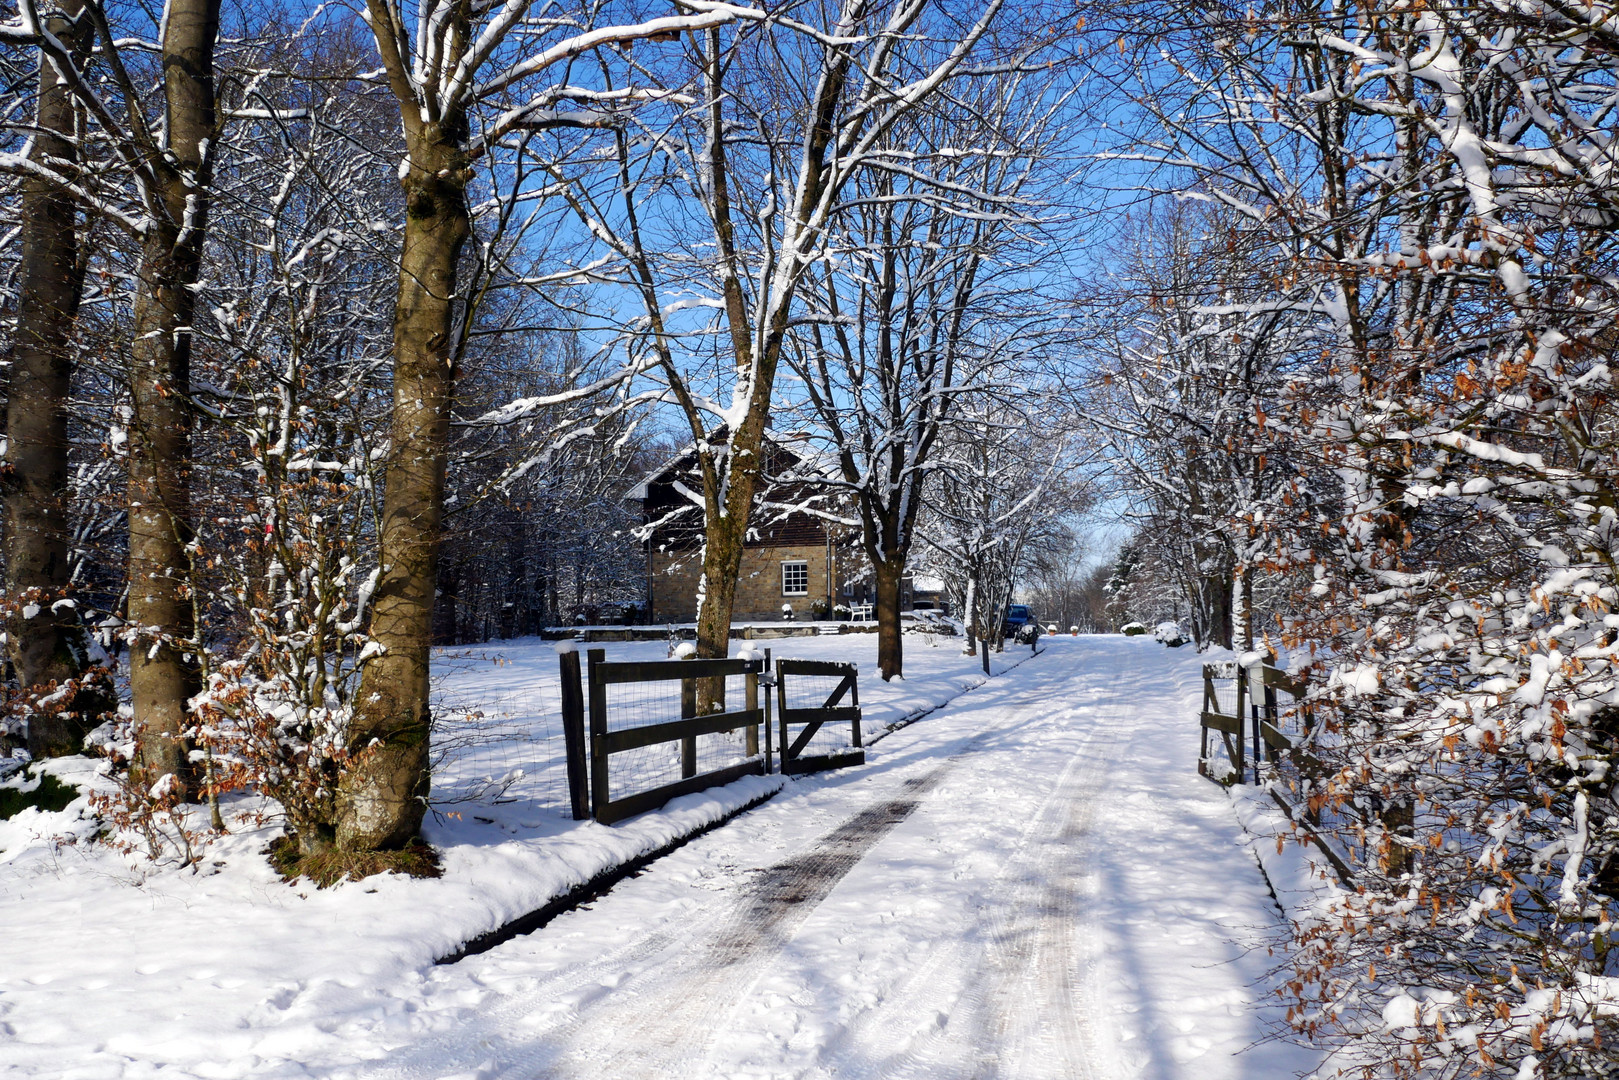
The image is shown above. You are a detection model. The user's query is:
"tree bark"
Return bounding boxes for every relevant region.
[962,572,978,657]
[873,556,904,681]
[1231,564,1253,654]
[3,2,102,758]
[335,127,468,851]
[128,0,219,793]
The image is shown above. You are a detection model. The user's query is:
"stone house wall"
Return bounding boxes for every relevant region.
[649,542,843,623]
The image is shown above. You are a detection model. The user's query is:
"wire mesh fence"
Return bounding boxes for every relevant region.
[778,670,860,758]
[599,671,760,804]
[430,684,575,817]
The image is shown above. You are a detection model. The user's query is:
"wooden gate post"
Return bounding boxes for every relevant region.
[849,668,862,748]
[763,648,773,773]
[1262,682,1278,765]
[558,648,589,820]
[1234,665,1248,783]
[745,665,759,757]
[587,648,608,819]
[1199,665,1213,777]
[679,673,697,778]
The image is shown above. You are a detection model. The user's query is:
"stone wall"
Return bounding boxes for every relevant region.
[649,543,843,622]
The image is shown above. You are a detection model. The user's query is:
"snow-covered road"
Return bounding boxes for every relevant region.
[350,636,1317,1080]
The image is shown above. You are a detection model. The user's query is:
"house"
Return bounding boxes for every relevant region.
[633,437,861,623]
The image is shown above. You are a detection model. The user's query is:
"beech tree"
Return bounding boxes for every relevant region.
[788,62,1071,679]
[337,0,758,852]
[1114,0,1619,1072]
[1079,207,1297,649]
[0,0,225,794]
[1,0,107,758]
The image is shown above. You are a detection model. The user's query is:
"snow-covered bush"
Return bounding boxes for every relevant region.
[1117,0,1619,1071]
[1152,622,1187,648]
[1120,622,1148,637]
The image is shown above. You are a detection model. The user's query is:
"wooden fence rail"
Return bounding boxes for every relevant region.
[556,649,865,824]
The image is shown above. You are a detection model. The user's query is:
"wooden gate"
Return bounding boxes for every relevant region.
[774,659,865,775]
[583,652,765,824]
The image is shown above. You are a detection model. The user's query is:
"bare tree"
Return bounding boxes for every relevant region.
[920,398,1084,656]
[1077,206,1297,649]
[548,0,1017,707]
[0,0,227,794]
[1,0,108,758]
[788,63,1070,678]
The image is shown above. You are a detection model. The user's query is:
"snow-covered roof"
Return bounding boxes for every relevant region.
[627,430,838,502]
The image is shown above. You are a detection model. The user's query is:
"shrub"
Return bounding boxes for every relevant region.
[0,768,80,820]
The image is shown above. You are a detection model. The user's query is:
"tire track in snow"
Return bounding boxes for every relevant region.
[356,759,963,1080]
[547,761,962,1078]
[805,672,1119,1080]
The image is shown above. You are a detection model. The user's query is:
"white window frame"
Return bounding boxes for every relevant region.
[781,560,809,596]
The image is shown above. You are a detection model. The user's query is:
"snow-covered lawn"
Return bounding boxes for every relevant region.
[0,635,1319,1079]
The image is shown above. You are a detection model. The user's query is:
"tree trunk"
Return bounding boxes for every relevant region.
[962,573,978,656]
[335,128,469,851]
[692,516,744,712]
[873,556,905,681]
[128,0,220,794]
[3,2,102,758]
[1200,563,1234,650]
[1231,564,1253,654]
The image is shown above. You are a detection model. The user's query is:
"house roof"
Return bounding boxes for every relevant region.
[626,430,837,502]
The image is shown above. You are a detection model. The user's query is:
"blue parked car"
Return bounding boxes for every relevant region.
[1003,604,1037,639]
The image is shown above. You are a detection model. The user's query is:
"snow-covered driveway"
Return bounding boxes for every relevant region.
[355,636,1316,1080]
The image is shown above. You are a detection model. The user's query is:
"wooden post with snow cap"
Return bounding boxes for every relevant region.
[558,642,589,820]
[745,657,760,757]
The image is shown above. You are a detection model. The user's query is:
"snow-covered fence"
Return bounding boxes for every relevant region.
[1198,662,1308,784]
[583,651,768,825]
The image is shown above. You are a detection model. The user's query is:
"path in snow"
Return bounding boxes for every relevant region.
[351,636,1317,1080]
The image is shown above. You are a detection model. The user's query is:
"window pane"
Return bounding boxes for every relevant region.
[782,561,808,595]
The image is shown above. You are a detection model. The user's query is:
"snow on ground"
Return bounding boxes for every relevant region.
[0,635,1319,1079]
